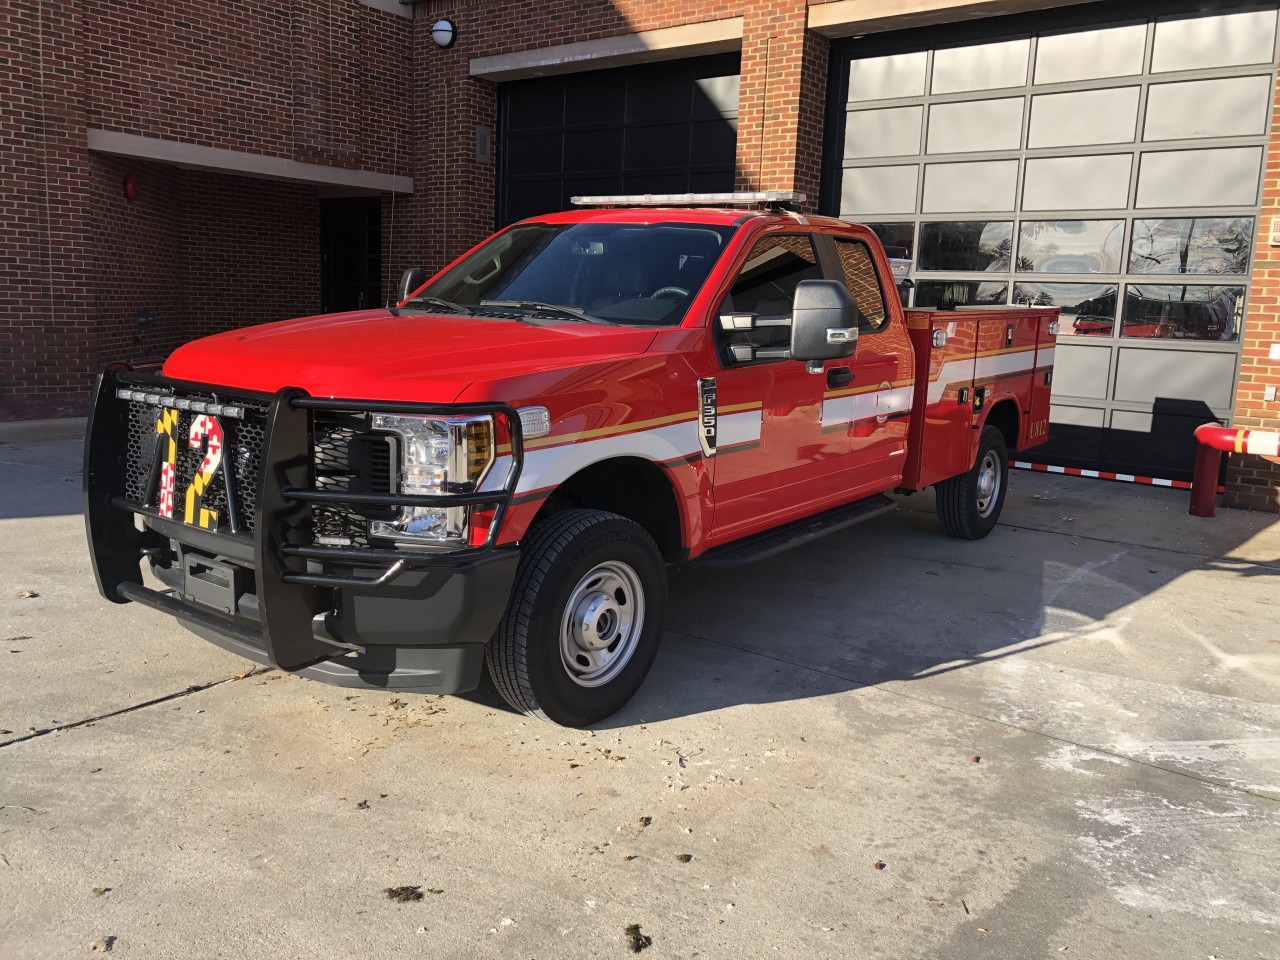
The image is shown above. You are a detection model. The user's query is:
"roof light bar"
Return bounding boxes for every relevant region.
[570,191,806,208]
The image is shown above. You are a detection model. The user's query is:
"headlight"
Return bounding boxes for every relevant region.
[369,414,495,546]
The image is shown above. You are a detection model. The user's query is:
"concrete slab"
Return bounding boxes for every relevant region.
[1,446,1277,959]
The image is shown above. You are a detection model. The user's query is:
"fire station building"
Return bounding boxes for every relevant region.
[6,0,1280,509]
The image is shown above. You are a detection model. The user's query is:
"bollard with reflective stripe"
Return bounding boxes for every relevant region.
[1189,423,1280,518]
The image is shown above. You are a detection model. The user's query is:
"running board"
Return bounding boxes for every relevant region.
[691,494,897,568]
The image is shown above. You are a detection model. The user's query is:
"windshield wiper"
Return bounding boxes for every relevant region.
[407,296,471,314]
[479,300,615,324]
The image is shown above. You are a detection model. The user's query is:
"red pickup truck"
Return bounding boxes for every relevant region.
[84,193,1058,727]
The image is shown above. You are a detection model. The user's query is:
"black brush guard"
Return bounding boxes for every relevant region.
[84,363,524,675]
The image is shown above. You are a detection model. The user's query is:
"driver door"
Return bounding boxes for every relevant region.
[706,232,853,545]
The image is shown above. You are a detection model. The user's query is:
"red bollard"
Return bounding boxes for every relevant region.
[1189,442,1221,518]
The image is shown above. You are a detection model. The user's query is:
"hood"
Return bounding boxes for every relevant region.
[162,309,661,402]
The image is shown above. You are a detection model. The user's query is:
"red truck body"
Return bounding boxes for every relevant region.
[86,198,1058,726]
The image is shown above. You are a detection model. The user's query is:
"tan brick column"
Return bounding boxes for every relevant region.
[1224,64,1280,512]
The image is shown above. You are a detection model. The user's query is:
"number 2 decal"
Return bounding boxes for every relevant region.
[185,415,225,530]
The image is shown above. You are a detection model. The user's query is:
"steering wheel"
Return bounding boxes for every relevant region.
[651,286,690,299]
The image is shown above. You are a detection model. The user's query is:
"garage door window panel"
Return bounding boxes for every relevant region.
[918,222,1012,272]
[1014,282,1118,338]
[1121,284,1244,341]
[1128,218,1254,276]
[1017,221,1124,274]
[914,281,1009,309]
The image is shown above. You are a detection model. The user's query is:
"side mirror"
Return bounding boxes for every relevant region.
[790,280,857,362]
[397,267,428,303]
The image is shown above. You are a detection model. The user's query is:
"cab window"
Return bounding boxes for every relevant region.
[718,234,821,362]
[833,238,888,332]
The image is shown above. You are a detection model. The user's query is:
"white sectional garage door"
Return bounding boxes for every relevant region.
[825,4,1279,478]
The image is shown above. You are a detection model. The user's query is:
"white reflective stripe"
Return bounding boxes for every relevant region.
[1152,478,1173,487]
[479,455,516,494]
[719,410,763,447]
[1116,473,1135,482]
[516,420,699,495]
[926,350,1038,405]
[1247,432,1280,457]
[1080,469,1100,478]
[821,385,912,427]
[1036,347,1056,368]
[1047,465,1066,474]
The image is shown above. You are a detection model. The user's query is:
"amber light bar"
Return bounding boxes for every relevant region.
[570,191,806,208]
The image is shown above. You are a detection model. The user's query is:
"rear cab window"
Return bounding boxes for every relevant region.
[832,237,889,333]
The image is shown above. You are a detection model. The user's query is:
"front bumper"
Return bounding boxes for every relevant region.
[83,364,524,694]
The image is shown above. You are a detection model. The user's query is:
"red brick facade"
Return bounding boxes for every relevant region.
[1224,98,1280,511]
[3,0,1280,509]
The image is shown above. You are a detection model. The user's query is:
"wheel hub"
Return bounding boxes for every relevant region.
[559,561,646,688]
[976,452,1001,517]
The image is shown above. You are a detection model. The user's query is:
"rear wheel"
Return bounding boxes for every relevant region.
[486,510,666,727]
[936,425,1008,540]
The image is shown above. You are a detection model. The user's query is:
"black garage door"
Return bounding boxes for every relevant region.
[497,54,740,226]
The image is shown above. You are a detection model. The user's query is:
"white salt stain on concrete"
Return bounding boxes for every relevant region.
[1037,743,1129,777]
[987,660,1280,798]
[1073,789,1280,926]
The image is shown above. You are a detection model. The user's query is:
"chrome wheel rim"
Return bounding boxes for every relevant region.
[559,561,645,688]
[975,450,1002,519]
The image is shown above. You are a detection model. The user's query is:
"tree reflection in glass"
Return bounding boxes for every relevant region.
[1128,218,1253,275]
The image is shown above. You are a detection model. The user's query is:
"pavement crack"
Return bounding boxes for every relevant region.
[668,627,1280,807]
[0,667,274,750]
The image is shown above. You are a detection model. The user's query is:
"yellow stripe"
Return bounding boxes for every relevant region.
[1235,429,1247,454]
[720,401,763,414]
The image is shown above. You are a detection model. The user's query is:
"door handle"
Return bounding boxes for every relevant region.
[827,366,853,389]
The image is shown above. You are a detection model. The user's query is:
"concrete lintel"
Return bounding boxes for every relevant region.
[808,0,1101,38]
[469,18,744,81]
[358,0,412,19]
[358,0,413,19]
[86,129,413,194]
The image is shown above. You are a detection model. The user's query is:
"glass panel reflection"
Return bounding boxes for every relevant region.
[866,223,915,259]
[1014,282,1118,337]
[1017,221,1124,273]
[914,281,1009,309]
[1128,218,1253,275]
[918,222,1013,271]
[1122,284,1244,341]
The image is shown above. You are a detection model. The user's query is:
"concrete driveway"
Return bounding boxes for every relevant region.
[2,438,1278,959]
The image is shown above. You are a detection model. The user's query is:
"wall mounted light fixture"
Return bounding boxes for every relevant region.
[431,18,457,49]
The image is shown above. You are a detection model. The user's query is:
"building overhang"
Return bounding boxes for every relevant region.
[469,18,744,81]
[86,129,413,195]
[808,0,1102,38]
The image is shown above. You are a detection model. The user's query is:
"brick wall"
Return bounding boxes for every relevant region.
[1225,75,1280,512]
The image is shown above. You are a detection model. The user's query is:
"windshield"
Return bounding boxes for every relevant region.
[417,221,737,326]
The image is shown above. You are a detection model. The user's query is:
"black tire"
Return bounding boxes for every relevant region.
[486,510,666,727]
[936,425,1009,540]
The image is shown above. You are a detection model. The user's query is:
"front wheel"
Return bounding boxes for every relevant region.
[936,425,1008,540]
[486,510,666,727]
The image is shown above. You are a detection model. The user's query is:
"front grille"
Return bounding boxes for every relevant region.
[121,392,270,536]
[311,412,395,548]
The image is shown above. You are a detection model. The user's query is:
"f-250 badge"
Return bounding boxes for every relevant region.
[697,378,717,457]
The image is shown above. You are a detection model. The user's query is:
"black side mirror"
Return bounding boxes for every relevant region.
[397,267,428,303]
[790,280,857,362]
